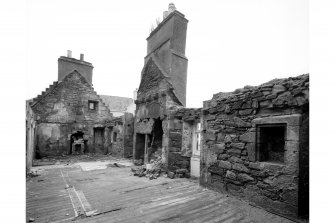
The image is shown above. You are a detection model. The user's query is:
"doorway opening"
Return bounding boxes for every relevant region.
[148,118,163,162]
[94,127,105,153]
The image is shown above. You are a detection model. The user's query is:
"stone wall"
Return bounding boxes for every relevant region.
[26,101,36,171]
[200,74,309,218]
[167,108,201,175]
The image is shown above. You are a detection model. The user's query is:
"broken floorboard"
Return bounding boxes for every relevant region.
[27,160,294,223]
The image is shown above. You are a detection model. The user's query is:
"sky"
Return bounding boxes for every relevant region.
[26,0,308,108]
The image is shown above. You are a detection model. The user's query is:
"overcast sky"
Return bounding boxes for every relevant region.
[26,0,308,108]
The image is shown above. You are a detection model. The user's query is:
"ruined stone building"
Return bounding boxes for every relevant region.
[26,2,309,220]
[26,51,135,169]
[132,3,309,219]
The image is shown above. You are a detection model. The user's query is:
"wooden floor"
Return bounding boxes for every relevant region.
[26,161,294,223]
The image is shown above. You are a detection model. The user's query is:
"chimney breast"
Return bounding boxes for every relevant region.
[67,50,72,58]
[80,54,84,61]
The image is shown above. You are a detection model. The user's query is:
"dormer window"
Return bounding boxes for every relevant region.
[88,100,98,111]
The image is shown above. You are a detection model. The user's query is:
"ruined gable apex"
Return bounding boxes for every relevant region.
[138,57,169,95]
[31,70,112,116]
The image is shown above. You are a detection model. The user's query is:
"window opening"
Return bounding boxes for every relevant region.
[257,124,286,163]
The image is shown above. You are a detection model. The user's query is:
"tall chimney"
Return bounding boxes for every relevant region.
[67,50,72,58]
[145,3,188,106]
[80,54,84,61]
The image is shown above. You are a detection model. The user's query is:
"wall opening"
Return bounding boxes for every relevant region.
[94,127,105,153]
[256,124,286,163]
[148,118,163,162]
[135,133,145,160]
[70,131,86,155]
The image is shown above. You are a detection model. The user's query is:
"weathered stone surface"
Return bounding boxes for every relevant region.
[213,143,225,154]
[248,162,263,170]
[218,153,229,160]
[231,142,245,150]
[203,131,216,141]
[272,85,286,95]
[167,171,175,179]
[225,170,236,180]
[228,156,243,163]
[224,135,232,143]
[232,117,252,127]
[217,132,225,142]
[175,168,188,174]
[259,100,272,108]
[237,173,254,182]
[218,160,232,169]
[232,163,250,173]
[252,100,258,108]
[241,101,252,109]
[245,143,256,162]
[208,166,225,175]
[239,109,253,116]
[170,147,181,152]
[239,131,255,143]
[227,149,241,156]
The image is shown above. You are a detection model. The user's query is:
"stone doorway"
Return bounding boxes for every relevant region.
[93,127,105,153]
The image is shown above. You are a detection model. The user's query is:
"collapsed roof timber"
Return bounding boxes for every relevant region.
[26,3,309,221]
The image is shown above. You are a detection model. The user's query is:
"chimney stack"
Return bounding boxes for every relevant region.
[80,54,84,61]
[67,50,72,58]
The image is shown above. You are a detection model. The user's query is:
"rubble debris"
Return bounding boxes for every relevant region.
[167,172,175,179]
[131,157,164,179]
[26,171,40,180]
[134,159,143,166]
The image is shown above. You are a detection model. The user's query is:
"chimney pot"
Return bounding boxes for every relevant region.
[168,3,176,12]
[163,11,169,19]
[80,54,84,61]
[67,50,72,58]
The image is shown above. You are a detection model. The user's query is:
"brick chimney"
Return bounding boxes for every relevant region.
[145,3,188,106]
[58,51,94,84]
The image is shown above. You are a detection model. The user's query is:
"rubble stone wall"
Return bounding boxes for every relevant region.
[167,108,201,174]
[26,102,36,171]
[200,74,309,218]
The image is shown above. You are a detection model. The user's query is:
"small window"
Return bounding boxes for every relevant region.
[88,100,98,110]
[257,124,286,163]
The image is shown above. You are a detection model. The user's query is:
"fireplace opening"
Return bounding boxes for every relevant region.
[70,131,86,155]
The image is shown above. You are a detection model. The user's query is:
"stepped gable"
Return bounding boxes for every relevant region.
[29,81,59,107]
[30,70,112,115]
[99,95,133,113]
[138,55,183,105]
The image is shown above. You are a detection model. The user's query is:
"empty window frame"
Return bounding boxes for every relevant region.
[256,124,286,163]
[88,100,98,110]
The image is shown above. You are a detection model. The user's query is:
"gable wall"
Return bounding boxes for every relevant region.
[32,72,113,157]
